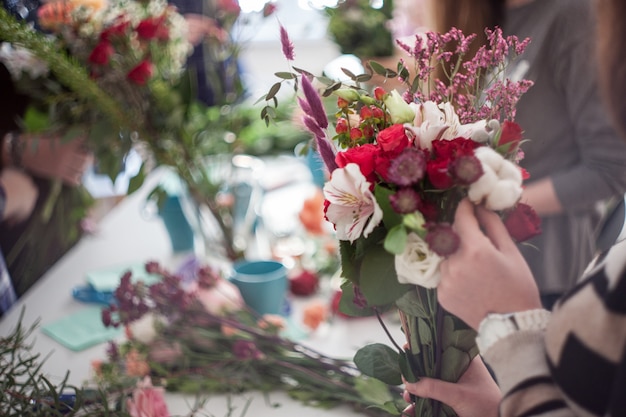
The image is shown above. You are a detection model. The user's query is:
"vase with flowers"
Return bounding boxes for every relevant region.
[264,25,541,416]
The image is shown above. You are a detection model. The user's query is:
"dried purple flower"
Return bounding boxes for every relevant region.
[387,148,427,186]
[389,188,422,214]
[425,223,460,256]
[280,25,295,61]
[450,154,483,185]
[300,75,328,129]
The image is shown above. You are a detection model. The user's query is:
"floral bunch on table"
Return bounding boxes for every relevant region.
[93,260,404,417]
[265,26,540,416]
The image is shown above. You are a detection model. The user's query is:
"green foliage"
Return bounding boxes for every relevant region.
[324,0,395,58]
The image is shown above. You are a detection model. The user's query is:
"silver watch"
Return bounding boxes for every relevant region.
[476,309,551,354]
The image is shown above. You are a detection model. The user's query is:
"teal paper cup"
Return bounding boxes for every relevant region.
[230,260,287,316]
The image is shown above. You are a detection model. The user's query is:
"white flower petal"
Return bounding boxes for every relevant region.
[395,233,442,288]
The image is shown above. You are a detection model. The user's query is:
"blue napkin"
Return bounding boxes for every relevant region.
[41,307,122,351]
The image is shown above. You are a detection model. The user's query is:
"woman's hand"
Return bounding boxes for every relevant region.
[0,168,38,224]
[20,133,94,186]
[402,356,501,417]
[438,198,542,329]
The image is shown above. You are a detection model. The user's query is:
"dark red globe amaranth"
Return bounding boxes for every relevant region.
[450,154,483,185]
[390,188,422,214]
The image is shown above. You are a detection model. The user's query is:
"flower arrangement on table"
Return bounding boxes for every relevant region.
[264,26,540,416]
[91,260,405,416]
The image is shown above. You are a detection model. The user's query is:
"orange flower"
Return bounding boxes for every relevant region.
[302,301,328,330]
[125,348,150,377]
[298,189,326,235]
[37,1,75,31]
[91,359,103,376]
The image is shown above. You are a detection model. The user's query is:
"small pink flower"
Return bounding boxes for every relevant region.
[126,377,170,417]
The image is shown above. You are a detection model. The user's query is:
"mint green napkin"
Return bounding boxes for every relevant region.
[41,307,122,351]
[85,263,162,292]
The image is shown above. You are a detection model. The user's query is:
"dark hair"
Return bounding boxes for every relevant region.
[596,0,626,140]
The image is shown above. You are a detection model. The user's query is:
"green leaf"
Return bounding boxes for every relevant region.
[354,377,395,406]
[127,163,146,195]
[337,280,378,317]
[359,244,411,306]
[375,185,403,231]
[398,349,420,383]
[417,317,433,346]
[384,224,407,255]
[440,346,473,382]
[22,106,50,133]
[395,289,431,319]
[354,343,402,385]
[275,71,297,80]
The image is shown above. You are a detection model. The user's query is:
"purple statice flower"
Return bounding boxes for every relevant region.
[279,25,294,61]
[450,154,483,185]
[389,188,422,214]
[425,223,460,256]
[387,148,427,186]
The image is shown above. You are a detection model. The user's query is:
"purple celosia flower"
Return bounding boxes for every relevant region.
[425,223,460,256]
[389,188,422,214]
[450,154,483,185]
[280,25,294,61]
[387,148,427,186]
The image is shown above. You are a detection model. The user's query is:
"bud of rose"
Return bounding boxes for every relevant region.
[498,120,523,147]
[334,88,361,102]
[360,105,374,120]
[383,90,415,124]
[374,87,386,101]
[350,127,363,141]
[136,16,169,41]
[335,118,349,134]
[88,41,114,66]
[127,60,154,85]
[504,202,542,242]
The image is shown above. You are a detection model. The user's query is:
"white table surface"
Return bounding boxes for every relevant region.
[0,165,405,416]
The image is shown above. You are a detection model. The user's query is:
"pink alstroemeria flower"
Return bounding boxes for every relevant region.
[323,163,383,242]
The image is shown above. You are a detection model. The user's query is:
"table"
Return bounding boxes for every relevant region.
[0,164,406,416]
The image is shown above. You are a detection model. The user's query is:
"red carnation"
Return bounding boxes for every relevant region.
[289,270,319,296]
[127,60,154,85]
[504,202,542,242]
[88,41,114,66]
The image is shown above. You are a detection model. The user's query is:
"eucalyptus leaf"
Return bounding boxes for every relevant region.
[354,343,402,385]
[398,350,419,383]
[354,377,396,406]
[337,280,378,317]
[440,346,473,382]
[395,289,431,319]
[417,318,433,346]
[384,224,407,255]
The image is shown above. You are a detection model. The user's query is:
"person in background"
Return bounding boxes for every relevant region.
[0,168,38,317]
[427,0,626,309]
[0,2,94,298]
[402,0,626,415]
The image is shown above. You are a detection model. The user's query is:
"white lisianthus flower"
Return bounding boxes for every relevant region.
[384,90,416,124]
[323,163,383,242]
[468,146,523,210]
[395,233,442,288]
[128,313,163,344]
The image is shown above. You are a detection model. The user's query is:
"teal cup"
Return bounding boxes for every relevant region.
[230,260,288,316]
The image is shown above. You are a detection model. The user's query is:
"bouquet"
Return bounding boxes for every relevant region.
[93,260,405,416]
[265,26,540,416]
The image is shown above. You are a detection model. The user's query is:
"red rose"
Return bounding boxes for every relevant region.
[377,124,409,153]
[335,143,379,183]
[426,158,454,189]
[499,120,523,147]
[136,16,169,41]
[88,41,114,66]
[127,60,154,85]
[289,270,319,296]
[504,202,542,242]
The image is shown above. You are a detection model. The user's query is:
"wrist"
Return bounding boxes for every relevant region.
[476,309,551,354]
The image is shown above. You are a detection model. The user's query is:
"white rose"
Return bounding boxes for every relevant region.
[395,233,442,288]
